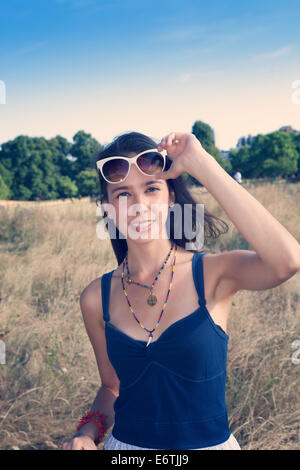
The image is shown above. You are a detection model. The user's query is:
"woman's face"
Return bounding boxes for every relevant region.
[104,153,175,241]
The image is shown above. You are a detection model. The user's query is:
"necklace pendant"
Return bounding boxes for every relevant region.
[146,335,153,347]
[147,294,157,306]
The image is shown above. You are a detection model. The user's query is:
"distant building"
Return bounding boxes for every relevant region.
[220,150,230,160]
[279,125,300,134]
[218,125,300,161]
[237,134,255,149]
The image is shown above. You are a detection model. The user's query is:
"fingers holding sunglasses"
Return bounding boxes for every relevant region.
[159,132,179,146]
[157,132,185,154]
[157,132,193,180]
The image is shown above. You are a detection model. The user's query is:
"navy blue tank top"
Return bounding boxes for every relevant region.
[101,251,231,449]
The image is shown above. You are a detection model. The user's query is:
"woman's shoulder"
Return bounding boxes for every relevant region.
[80,268,115,328]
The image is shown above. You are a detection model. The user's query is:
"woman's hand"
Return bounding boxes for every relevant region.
[157,132,208,180]
[60,435,98,450]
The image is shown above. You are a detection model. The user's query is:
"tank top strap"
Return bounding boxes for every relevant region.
[101,269,114,322]
[192,251,207,307]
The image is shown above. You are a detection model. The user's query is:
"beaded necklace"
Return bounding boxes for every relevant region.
[121,242,178,347]
[125,241,175,306]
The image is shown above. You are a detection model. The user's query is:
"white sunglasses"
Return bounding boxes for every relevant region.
[96,148,168,184]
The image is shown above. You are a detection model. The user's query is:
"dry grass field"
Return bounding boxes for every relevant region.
[0,181,299,450]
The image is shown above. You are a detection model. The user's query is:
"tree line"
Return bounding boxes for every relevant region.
[1,121,300,201]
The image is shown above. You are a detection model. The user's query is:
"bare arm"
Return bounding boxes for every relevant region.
[71,277,120,444]
[186,148,300,278]
[73,385,117,442]
[158,132,300,277]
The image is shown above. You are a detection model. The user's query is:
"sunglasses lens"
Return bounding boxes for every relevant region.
[102,158,129,183]
[137,152,165,175]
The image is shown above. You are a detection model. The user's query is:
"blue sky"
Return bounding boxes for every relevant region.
[1,0,300,150]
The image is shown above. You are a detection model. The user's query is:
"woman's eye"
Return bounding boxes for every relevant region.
[116,192,129,198]
[147,187,159,193]
[116,187,159,199]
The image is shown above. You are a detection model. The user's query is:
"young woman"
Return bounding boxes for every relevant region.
[61,131,300,450]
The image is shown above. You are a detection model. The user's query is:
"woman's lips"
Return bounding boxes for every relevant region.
[130,220,155,232]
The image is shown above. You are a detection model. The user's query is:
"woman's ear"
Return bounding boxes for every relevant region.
[100,196,109,218]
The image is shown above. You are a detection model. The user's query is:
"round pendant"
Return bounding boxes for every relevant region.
[147,294,157,306]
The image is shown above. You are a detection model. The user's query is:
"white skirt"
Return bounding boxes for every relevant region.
[103,431,241,450]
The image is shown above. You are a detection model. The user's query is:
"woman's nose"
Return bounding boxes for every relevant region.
[133,200,150,217]
[129,195,151,216]
[133,193,146,204]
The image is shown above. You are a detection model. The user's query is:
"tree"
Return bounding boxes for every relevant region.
[221,156,232,174]
[56,176,78,198]
[0,174,11,199]
[0,133,105,200]
[0,161,12,197]
[0,135,69,200]
[69,130,101,177]
[228,146,251,177]
[251,132,298,178]
[292,133,300,174]
[191,120,226,170]
[48,135,73,178]
[76,169,99,197]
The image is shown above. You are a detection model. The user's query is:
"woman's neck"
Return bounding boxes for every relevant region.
[126,240,175,279]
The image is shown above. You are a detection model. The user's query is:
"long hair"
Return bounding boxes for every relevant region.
[93,131,229,265]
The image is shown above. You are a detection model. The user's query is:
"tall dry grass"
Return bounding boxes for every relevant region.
[0,181,299,450]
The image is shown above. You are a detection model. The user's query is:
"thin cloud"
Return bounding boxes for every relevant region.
[252,45,292,60]
[19,41,48,54]
[151,25,207,43]
[176,73,192,83]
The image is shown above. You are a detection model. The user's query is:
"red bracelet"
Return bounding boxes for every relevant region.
[76,411,108,446]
